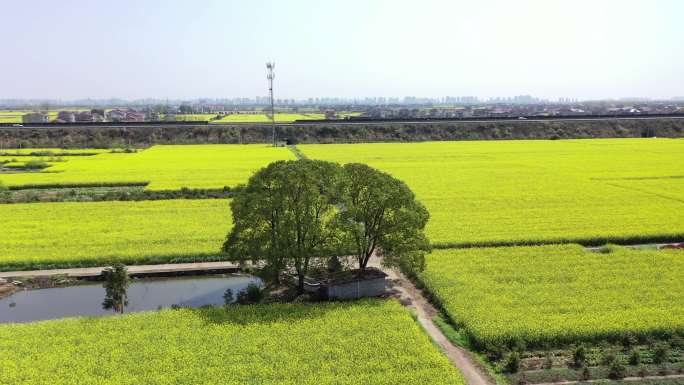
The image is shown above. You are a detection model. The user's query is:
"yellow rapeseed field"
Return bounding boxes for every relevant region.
[300,139,684,246]
[0,300,464,385]
[419,244,684,348]
[0,144,294,190]
[0,199,232,271]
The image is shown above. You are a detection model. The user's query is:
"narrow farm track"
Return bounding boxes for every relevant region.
[379,264,494,385]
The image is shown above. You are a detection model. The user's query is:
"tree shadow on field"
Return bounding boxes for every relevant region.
[193,298,390,327]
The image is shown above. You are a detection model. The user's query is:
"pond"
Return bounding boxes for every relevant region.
[0,274,260,324]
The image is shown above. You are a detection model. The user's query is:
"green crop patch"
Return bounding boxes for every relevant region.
[0,300,464,385]
[0,144,294,190]
[0,148,110,156]
[299,139,684,247]
[419,244,684,349]
[166,113,216,121]
[0,199,232,271]
[212,113,325,123]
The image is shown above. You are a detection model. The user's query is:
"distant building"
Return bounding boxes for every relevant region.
[75,111,94,122]
[124,111,145,122]
[22,112,49,123]
[57,111,76,123]
[91,109,106,121]
[107,109,127,122]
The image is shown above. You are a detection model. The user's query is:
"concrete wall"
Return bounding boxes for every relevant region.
[328,277,386,300]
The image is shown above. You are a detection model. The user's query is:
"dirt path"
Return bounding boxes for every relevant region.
[380,265,494,385]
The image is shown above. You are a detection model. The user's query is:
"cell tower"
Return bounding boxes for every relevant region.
[266,62,276,146]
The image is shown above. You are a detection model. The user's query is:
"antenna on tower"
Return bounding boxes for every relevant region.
[266,62,276,147]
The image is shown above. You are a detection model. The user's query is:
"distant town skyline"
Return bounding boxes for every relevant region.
[3,95,683,109]
[2,0,682,101]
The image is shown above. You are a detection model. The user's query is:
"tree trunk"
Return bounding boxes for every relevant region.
[297,273,305,295]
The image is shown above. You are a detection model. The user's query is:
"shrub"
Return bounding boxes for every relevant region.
[623,332,639,347]
[572,345,587,367]
[504,351,521,373]
[603,349,618,365]
[508,337,527,353]
[236,283,264,304]
[652,342,669,364]
[24,160,49,169]
[671,334,684,349]
[596,244,615,254]
[628,348,641,365]
[543,352,554,369]
[637,365,648,377]
[516,372,528,385]
[608,358,626,380]
[485,343,506,361]
[30,151,54,157]
[581,366,591,381]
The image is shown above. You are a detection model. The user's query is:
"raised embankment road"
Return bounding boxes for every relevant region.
[1,116,683,147]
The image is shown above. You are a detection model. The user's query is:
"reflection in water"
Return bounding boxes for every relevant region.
[223,288,234,305]
[102,264,130,314]
[0,274,260,324]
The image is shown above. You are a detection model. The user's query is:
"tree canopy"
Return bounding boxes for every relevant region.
[223,159,340,293]
[335,163,430,273]
[223,159,430,293]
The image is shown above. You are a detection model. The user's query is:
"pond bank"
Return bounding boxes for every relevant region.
[0,261,239,280]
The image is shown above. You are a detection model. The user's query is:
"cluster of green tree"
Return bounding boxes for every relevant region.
[1,119,682,147]
[222,159,430,294]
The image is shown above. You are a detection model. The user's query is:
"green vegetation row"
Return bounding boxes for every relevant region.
[0,185,234,204]
[1,118,682,148]
[212,112,326,123]
[417,244,684,350]
[0,300,464,385]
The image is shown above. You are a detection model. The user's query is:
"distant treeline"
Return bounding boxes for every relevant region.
[0,119,682,148]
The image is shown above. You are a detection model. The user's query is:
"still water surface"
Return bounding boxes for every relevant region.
[0,274,259,323]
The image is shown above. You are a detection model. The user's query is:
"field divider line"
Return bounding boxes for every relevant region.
[288,145,308,160]
[604,182,684,205]
[431,234,684,249]
[7,181,150,191]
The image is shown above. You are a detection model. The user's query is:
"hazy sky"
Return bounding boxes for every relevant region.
[2,0,682,100]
